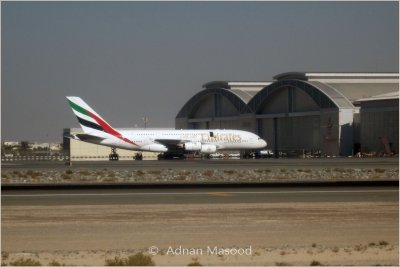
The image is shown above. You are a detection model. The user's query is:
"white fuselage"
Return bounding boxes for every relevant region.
[66,97,267,154]
[92,129,267,153]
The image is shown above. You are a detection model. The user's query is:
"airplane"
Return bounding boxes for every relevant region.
[65,96,267,160]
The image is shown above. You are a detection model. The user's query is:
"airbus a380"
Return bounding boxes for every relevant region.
[65,97,267,159]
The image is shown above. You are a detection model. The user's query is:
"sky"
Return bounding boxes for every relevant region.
[1,1,399,142]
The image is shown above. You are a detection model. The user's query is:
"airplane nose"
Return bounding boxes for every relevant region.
[263,140,267,147]
[260,139,267,148]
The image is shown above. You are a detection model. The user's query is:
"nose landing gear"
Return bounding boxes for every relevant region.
[109,147,119,161]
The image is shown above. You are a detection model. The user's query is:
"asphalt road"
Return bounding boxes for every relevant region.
[2,186,398,206]
[2,157,399,170]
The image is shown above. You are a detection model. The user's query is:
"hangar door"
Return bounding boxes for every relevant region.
[259,116,320,154]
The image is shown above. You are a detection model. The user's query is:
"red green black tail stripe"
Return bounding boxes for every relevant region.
[77,117,104,132]
[68,99,138,146]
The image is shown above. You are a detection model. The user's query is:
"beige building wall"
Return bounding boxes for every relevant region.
[68,129,158,161]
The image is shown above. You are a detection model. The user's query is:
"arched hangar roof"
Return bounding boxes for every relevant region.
[248,79,354,112]
[176,73,398,119]
[202,81,269,104]
[176,87,253,118]
[273,72,399,102]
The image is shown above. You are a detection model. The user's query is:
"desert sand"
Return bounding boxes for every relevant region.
[2,202,398,265]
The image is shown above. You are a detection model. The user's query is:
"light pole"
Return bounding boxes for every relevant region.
[142,116,149,129]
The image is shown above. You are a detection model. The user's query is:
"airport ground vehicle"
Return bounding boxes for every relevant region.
[253,149,274,159]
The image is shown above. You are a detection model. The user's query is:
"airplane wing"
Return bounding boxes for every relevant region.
[154,139,186,151]
[154,139,222,152]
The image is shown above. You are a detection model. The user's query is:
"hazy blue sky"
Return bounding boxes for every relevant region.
[2,1,398,142]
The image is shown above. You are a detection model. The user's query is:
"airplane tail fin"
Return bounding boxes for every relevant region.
[66,97,120,136]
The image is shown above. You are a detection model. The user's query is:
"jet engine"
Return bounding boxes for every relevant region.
[200,144,217,153]
[183,142,202,151]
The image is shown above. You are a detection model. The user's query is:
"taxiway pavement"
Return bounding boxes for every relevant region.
[2,186,398,206]
[2,157,398,171]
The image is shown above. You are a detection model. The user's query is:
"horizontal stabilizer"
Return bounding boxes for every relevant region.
[64,133,105,143]
[63,133,80,140]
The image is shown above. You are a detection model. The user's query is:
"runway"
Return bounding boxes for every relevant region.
[2,159,398,257]
[2,157,398,170]
[2,185,398,255]
[2,186,398,206]
[2,184,398,264]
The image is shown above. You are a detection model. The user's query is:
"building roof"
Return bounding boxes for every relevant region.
[176,87,254,118]
[274,72,399,81]
[325,83,399,102]
[177,73,399,119]
[306,81,354,109]
[273,72,399,103]
[356,91,399,102]
[248,79,350,111]
[203,81,271,104]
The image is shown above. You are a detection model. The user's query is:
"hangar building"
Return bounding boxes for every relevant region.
[176,72,399,157]
[356,91,399,155]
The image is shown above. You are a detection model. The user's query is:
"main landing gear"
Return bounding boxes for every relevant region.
[134,153,143,160]
[109,148,143,161]
[109,147,119,161]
